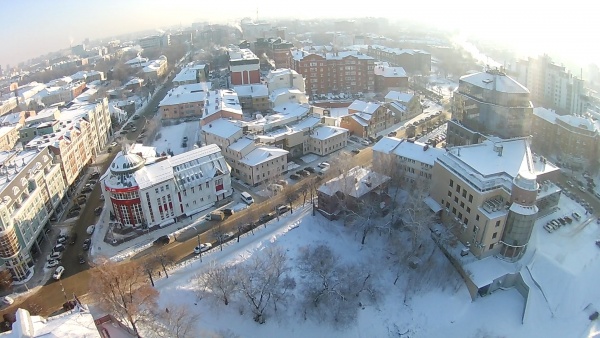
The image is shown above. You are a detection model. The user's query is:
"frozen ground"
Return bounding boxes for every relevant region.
[140,195,600,338]
[427,75,458,98]
[151,121,200,156]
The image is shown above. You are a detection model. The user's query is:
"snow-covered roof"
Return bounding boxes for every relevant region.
[385,91,414,103]
[240,146,288,166]
[228,47,258,61]
[203,118,242,139]
[233,84,268,97]
[15,305,101,338]
[318,166,390,198]
[311,126,348,140]
[159,83,211,106]
[143,57,167,73]
[460,71,529,94]
[124,77,144,87]
[0,149,42,195]
[229,137,255,153]
[0,112,23,126]
[173,67,199,83]
[373,137,444,166]
[532,107,557,124]
[348,100,381,115]
[125,55,148,65]
[269,88,306,103]
[374,64,407,78]
[265,68,299,82]
[556,114,597,131]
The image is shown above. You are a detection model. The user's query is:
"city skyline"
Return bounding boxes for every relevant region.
[1,0,598,72]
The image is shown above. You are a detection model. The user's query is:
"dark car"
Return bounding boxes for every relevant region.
[78,254,86,264]
[67,210,80,218]
[94,207,103,216]
[81,187,93,194]
[90,172,100,179]
[258,213,276,224]
[289,174,301,180]
[223,208,234,216]
[304,167,316,173]
[153,235,173,246]
[351,149,360,154]
[69,205,81,212]
[69,233,78,245]
[276,204,290,215]
[298,170,310,177]
[82,239,91,251]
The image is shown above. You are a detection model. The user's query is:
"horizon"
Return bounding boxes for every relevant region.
[1,0,598,74]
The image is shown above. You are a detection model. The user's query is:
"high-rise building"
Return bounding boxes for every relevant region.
[517,55,587,114]
[448,69,533,146]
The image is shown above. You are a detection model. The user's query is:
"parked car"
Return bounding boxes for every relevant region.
[56,236,67,244]
[351,149,360,154]
[94,207,103,216]
[78,255,86,265]
[90,172,100,179]
[572,212,582,221]
[45,259,60,269]
[194,243,212,254]
[388,131,397,137]
[289,174,301,180]
[2,296,14,305]
[86,225,95,235]
[47,251,62,261]
[259,212,276,224]
[82,239,91,251]
[205,211,225,221]
[276,204,290,215]
[304,167,316,173]
[318,162,330,168]
[221,232,234,241]
[132,115,140,120]
[153,235,174,246]
[53,266,65,280]
[298,170,310,177]
[70,205,81,212]
[267,184,284,193]
[223,208,234,216]
[69,233,78,245]
[81,187,93,194]
[276,179,288,186]
[67,210,80,219]
[53,244,65,252]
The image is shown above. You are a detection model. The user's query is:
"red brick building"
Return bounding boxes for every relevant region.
[290,49,375,96]
[374,62,408,93]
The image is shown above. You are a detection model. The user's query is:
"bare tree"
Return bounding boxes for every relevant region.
[151,253,174,279]
[212,224,226,251]
[196,262,237,306]
[235,246,295,323]
[282,186,297,214]
[147,304,200,338]
[400,180,436,252]
[297,244,378,327]
[90,258,159,336]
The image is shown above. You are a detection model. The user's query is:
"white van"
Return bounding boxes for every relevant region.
[241,192,254,205]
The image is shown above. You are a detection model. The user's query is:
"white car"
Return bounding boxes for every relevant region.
[2,296,14,305]
[47,251,62,261]
[318,162,330,169]
[86,225,95,235]
[53,266,65,280]
[194,243,212,254]
[360,139,371,146]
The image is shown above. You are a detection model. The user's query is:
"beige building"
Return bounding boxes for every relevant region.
[0,126,21,151]
[25,99,112,186]
[384,91,422,123]
[308,126,348,156]
[341,100,393,138]
[233,84,270,111]
[430,137,560,260]
[226,136,288,186]
[372,137,444,184]
[0,147,67,281]
[142,55,168,81]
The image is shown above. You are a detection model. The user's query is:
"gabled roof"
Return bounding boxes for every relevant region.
[318,166,390,198]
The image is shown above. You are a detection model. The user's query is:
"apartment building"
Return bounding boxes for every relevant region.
[24,99,112,186]
[142,56,168,81]
[0,147,67,281]
[308,126,349,156]
[139,34,170,50]
[228,46,260,86]
[265,68,306,94]
[33,81,87,106]
[290,49,375,95]
[101,144,232,228]
[430,137,560,261]
[0,126,21,151]
[372,137,444,184]
[226,136,288,186]
[374,62,408,93]
[449,69,533,146]
[340,100,392,138]
[70,70,105,84]
[358,45,431,74]
[516,54,587,114]
[532,107,598,167]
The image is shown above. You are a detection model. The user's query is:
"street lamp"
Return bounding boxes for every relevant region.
[194,226,202,262]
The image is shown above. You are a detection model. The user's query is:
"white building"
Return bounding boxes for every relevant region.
[265,68,306,94]
[308,126,349,156]
[101,144,232,228]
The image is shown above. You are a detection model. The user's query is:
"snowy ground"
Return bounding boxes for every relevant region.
[141,196,600,338]
[151,121,200,156]
[426,75,458,98]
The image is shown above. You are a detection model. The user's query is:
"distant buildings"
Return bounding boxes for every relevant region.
[373,62,408,93]
[125,55,168,81]
[101,144,232,228]
[290,48,375,96]
[358,45,431,74]
[139,34,170,50]
[430,137,560,260]
[448,69,533,146]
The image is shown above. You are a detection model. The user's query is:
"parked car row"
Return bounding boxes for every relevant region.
[543,215,573,233]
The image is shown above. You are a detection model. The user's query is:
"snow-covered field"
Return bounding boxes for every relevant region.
[142,198,600,338]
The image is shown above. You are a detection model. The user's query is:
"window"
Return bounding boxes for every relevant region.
[476,214,480,221]
[492,232,498,239]
[458,212,462,219]
[456,184,461,193]
[489,243,494,250]
[466,207,471,213]
[460,202,465,208]
[462,190,467,198]
[447,191,452,197]
[495,220,501,227]
[445,202,450,208]
[452,207,456,215]
[454,196,458,203]
[469,194,473,203]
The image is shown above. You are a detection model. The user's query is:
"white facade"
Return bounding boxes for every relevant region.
[266,69,306,94]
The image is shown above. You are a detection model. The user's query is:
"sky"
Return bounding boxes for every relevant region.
[0,0,598,71]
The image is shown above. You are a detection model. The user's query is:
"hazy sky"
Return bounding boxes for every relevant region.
[1,0,598,70]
